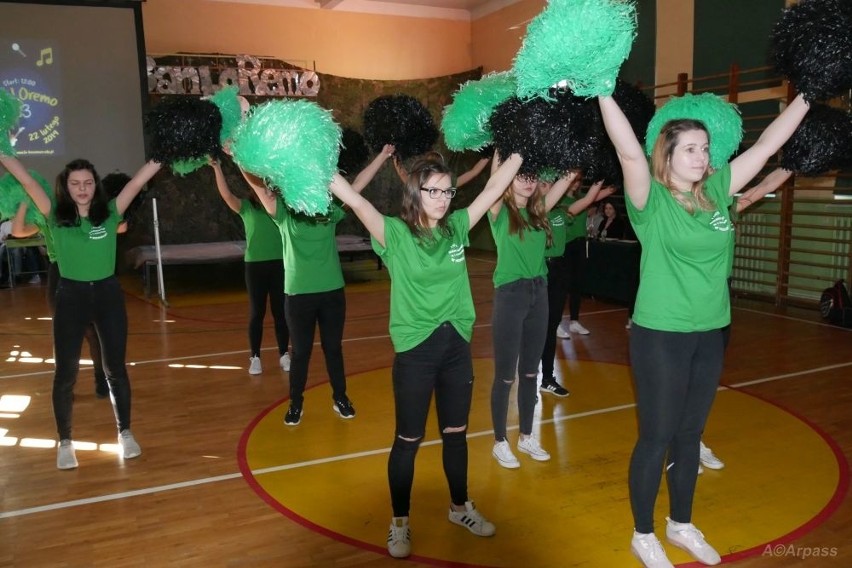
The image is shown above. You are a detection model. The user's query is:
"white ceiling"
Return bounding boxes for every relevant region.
[206,0,525,21]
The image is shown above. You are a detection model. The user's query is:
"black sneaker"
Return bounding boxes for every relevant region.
[332,397,355,419]
[284,404,302,426]
[540,381,570,398]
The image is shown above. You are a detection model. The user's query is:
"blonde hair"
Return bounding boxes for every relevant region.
[650,119,716,214]
[501,177,552,247]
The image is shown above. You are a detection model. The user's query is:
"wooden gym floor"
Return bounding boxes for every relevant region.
[0,253,850,567]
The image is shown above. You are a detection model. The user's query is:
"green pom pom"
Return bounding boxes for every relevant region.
[537,167,561,183]
[442,72,516,151]
[0,170,51,225]
[0,89,22,157]
[171,157,208,176]
[645,93,743,169]
[208,86,242,144]
[230,100,342,215]
[513,0,637,99]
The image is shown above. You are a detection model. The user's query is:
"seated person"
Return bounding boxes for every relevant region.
[596,200,628,239]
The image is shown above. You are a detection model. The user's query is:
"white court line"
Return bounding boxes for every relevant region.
[3,358,849,521]
[734,306,852,331]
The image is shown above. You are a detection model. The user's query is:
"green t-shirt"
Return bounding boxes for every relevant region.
[239,200,283,262]
[51,200,122,281]
[545,207,569,258]
[563,194,587,242]
[273,199,345,295]
[488,205,547,287]
[34,218,56,263]
[626,165,735,332]
[372,210,475,353]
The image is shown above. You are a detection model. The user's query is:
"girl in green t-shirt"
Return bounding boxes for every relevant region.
[238,145,395,426]
[598,93,809,567]
[539,179,613,398]
[0,152,161,471]
[487,163,578,470]
[210,159,290,376]
[329,153,523,559]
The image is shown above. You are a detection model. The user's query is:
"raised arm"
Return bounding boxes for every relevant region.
[0,154,52,215]
[393,157,409,186]
[209,159,241,213]
[736,167,792,213]
[115,160,162,216]
[544,171,580,212]
[11,202,40,238]
[729,94,808,195]
[329,173,386,247]
[456,156,491,188]
[566,181,615,216]
[598,96,651,210]
[351,144,395,193]
[239,169,278,216]
[468,153,522,228]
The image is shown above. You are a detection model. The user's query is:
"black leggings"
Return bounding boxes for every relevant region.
[244,260,289,356]
[388,323,473,517]
[628,324,724,533]
[47,262,105,384]
[53,276,131,440]
[285,288,347,405]
[562,237,586,321]
[541,256,569,383]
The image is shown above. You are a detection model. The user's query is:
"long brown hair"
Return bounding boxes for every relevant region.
[501,176,552,247]
[650,119,716,214]
[400,158,453,241]
[54,159,109,227]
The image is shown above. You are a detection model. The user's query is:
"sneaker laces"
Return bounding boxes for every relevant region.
[636,533,667,561]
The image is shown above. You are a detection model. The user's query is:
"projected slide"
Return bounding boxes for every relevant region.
[0,39,64,157]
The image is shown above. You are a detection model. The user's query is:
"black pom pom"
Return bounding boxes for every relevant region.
[145,97,223,165]
[338,128,370,176]
[781,103,852,175]
[363,95,439,161]
[771,0,852,102]
[586,80,655,186]
[490,89,600,177]
[478,144,495,159]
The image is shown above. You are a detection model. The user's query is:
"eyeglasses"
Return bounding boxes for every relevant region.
[420,187,457,199]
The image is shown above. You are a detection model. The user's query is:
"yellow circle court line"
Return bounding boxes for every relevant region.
[238,360,847,567]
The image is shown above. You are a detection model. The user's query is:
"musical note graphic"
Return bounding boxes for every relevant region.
[11,43,27,57]
[36,47,53,67]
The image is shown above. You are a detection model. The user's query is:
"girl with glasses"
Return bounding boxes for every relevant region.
[329,152,523,559]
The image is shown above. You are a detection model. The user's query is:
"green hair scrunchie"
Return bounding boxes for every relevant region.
[442,72,516,151]
[644,93,743,170]
[513,0,637,100]
[0,89,22,157]
[230,99,342,215]
[0,170,52,226]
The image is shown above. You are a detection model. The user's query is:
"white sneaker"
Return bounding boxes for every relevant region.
[448,500,495,536]
[118,429,142,459]
[387,517,411,558]
[626,317,633,329]
[631,531,674,568]
[279,352,291,372]
[57,439,78,470]
[248,356,262,375]
[517,435,551,461]
[568,320,590,335]
[699,441,725,470]
[666,517,722,565]
[556,322,570,339]
[492,440,520,469]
